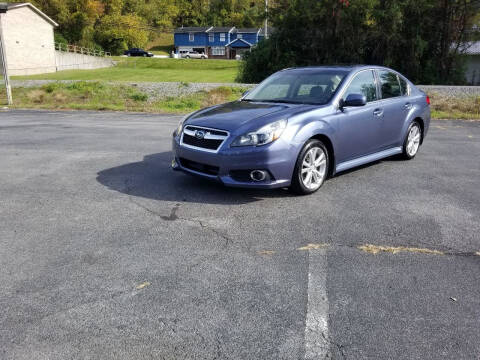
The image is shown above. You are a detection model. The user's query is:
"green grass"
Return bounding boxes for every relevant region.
[11,81,246,113]
[146,32,174,56]
[13,57,241,83]
[428,92,480,120]
[10,80,480,119]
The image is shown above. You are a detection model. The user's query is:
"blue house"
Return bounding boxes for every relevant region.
[174,26,266,59]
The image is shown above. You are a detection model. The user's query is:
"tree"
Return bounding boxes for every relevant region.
[239,0,480,84]
[95,13,150,54]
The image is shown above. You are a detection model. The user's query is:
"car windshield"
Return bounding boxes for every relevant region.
[244,69,349,105]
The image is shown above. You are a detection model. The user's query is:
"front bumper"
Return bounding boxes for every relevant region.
[172,136,296,189]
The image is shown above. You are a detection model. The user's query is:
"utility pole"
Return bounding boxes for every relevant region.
[0,3,12,105]
[264,0,268,38]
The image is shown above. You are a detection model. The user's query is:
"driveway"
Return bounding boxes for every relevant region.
[1,110,479,359]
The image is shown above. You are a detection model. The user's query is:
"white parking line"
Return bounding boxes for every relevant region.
[304,248,330,359]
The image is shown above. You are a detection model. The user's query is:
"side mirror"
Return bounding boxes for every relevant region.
[341,93,367,108]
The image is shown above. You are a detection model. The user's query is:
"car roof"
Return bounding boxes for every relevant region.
[282,65,399,72]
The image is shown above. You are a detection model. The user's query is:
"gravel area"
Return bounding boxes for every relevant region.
[11,80,480,99]
[418,85,480,97]
[11,80,255,99]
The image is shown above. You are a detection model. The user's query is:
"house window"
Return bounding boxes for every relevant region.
[189,33,194,42]
[212,46,225,56]
[237,34,243,39]
[220,33,226,42]
[209,33,214,42]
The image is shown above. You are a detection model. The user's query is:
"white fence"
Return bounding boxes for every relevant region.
[54,43,111,57]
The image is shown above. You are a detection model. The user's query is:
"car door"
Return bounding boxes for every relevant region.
[376,70,409,148]
[334,69,384,163]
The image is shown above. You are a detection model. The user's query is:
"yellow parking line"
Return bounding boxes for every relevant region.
[136,281,151,290]
[358,244,444,255]
[297,243,329,251]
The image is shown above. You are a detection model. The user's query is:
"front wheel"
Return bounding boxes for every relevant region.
[290,139,329,195]
[402,121,422,159]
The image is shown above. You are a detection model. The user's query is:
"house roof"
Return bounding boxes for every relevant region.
[259,27,275,36]
[226,38,252,48]
[460,41,480,55]
[4,2,58,26]
[234,28,260,34]
[206,27,235,33]
[174,26,211,33]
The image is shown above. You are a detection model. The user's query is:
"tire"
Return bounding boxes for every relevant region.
[127,53,131,57]
[290,139,329,195]
[402,120,422,160]
[185,55,190,59]
[201,56,206,59]
[143,54,147,57]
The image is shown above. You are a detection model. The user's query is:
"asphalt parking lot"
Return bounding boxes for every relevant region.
[1,110,479,359]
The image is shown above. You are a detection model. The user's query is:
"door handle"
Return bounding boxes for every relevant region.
[373,108,383,117]
[404,102,412,110]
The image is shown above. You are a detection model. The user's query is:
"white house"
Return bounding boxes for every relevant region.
[1,2,58,76]
[462,41,480,85]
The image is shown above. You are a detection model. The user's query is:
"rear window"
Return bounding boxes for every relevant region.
[377,70,402,99]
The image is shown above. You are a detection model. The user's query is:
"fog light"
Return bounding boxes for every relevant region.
[250,170,267,182]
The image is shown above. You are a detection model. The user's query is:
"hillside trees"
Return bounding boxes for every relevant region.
[9,0,269,53]
[239,0,480,84]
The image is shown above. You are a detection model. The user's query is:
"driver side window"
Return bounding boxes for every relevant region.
[343,70,377,103]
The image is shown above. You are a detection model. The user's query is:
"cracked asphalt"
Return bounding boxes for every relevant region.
[1,110,479,359]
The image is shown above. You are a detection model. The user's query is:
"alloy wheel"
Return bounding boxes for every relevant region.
[301,147,327,190]
[406,124,421,157]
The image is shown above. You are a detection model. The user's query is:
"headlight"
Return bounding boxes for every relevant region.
[231,119,287,147]
[174,113,192,137]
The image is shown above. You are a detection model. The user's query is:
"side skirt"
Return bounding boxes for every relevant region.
[335,146,403,173]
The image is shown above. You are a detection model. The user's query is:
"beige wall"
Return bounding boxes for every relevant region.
[3,6,56,76]
[55,51,114,71]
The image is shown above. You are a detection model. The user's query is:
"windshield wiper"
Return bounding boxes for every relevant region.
[267,99,306,104]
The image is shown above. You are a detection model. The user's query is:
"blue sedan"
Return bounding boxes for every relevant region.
[172,65,430,194]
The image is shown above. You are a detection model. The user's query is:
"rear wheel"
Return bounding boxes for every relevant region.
[185,55,190,59]
[290,139,329,195]
[402,121,422,159]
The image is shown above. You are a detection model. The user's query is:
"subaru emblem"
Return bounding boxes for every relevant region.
[195,130,206,139]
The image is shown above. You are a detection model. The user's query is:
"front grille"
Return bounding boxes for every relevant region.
[182,134,223,150]
[179,158,220,176]
[181,126,228,152]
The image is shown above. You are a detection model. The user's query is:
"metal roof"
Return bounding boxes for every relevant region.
[4,2,58,26]
[259,27,275,36]
[174,26,211,33]
[234,28,260,34]
[460,41,480,55]
[206,27,235,33]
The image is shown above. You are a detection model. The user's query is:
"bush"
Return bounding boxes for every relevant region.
[130,92,148,102]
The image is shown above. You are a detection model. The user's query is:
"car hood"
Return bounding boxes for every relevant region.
[185,101,301,132]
